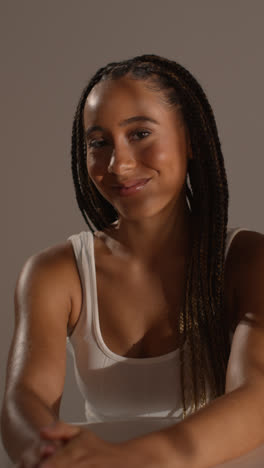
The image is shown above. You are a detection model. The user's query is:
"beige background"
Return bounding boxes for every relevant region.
[1,1,263,466]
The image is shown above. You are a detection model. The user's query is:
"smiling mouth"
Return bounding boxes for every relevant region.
[113,178,151,189]
[113,178,151,197]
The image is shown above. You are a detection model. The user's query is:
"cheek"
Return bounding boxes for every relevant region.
[143,139,185,173]
[86,153,106,181]
[142,141,167,167]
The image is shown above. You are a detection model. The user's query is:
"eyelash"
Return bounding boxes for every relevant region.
[87,129,151,149]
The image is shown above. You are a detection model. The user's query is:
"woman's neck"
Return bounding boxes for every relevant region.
[102,202,193,270]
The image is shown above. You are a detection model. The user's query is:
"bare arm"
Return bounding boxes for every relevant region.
[0,242,77,463]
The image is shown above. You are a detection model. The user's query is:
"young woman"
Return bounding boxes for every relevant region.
[1,54,264,468]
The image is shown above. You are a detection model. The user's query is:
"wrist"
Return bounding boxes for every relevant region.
[120,429,184,468]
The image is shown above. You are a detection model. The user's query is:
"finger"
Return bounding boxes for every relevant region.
[18,441,59,468]
[39,444,57,457]
[38,439,83,468]
[40,422,81,441]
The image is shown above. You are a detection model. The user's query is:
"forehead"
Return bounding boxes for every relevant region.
[83,77,171,127]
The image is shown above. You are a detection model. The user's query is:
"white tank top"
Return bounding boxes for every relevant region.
[66,227,246,426]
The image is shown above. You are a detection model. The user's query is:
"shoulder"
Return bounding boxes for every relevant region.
[17,240,77,287]
[15,240,82,330]
[226,229,264,328]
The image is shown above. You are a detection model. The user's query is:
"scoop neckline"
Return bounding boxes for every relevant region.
[90,232,181,365]
[89,226,242,364]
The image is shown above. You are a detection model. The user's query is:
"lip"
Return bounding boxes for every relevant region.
[112,178,151,188]
[112,178,151,197]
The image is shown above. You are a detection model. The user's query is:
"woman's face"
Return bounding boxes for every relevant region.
[83,76,191,221]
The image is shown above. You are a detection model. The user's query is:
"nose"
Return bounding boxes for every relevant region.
[107,143,136,175]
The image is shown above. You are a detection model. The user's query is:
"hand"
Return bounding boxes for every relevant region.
[14,436,63,468]
[37,421,161,468]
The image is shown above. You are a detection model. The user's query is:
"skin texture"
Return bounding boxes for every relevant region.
[2,77,264,468]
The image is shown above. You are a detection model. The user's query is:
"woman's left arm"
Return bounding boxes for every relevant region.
[135,230,264,468]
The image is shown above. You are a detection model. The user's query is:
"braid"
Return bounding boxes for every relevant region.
[70,54,230,418]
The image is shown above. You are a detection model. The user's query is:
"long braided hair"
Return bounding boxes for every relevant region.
[71,54,230,418]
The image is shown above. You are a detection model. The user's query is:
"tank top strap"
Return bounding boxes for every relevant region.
[225,226,247,260]
[67,230,95,344]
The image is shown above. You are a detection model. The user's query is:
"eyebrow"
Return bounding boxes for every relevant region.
[84,115,159,139]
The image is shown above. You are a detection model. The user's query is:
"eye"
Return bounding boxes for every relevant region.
[131,129,151,140]
[87,138,106,149]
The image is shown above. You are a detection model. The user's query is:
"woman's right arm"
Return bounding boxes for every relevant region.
[0,243,76,464]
